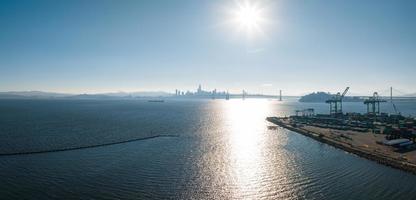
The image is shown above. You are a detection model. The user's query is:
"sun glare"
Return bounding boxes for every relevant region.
[229,0,268,38]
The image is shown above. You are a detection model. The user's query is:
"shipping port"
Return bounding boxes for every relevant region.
[267,87,416,174]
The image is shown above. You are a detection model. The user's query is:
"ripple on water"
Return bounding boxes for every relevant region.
[1,99,416,199]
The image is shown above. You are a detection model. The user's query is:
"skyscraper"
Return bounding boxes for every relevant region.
[197,84,202,94]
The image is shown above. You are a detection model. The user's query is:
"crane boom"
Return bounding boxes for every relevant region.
[341,87,350,98]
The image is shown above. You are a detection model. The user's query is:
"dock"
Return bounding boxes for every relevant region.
[266,116,416,174]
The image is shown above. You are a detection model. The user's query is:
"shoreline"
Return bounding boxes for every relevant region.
[266,117,416,175]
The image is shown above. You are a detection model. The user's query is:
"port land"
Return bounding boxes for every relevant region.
[267,116,416,174]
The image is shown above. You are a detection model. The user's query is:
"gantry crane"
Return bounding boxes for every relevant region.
[325,87,349,116]
[363,92,386,115]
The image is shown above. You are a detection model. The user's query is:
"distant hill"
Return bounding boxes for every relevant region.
[403,93,416,97]
[299,92,362,102]
[0,91,172,99]
[65,94,119,99]
[103,91,172,97]
[0,91,70,99]
[299,92,331,102]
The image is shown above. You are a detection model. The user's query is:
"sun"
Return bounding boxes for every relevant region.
[235,3,261,30]
[229,0,268,38]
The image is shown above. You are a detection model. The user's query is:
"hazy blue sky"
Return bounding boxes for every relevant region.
[0,0,415,95]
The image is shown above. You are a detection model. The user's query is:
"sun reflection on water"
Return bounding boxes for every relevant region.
[198,99,302,199]
[223,99,273,198]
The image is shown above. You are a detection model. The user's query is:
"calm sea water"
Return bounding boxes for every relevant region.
[1,99,416,199]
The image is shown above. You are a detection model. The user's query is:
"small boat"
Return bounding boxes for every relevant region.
[148,100,165,103]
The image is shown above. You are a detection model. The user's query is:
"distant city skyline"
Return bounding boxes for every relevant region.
[0,0,415,96]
